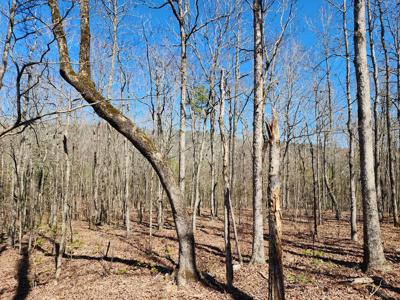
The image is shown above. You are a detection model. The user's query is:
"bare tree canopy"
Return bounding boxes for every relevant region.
[0,0,399,299]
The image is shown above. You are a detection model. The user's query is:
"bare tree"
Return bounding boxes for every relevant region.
[55,100,71,279]
[0,0,16,89]
[251,0,266,264]
[331,0,357,240]
[377,0,399,227]
[47,0,198,284]
[353,0,387,271]
[366,0,383,220]
[166,0,188,196]
[219,69,233,287]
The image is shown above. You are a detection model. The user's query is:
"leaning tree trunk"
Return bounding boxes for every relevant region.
[267,111,285,300]
[353,0,387,271]
[48,0,198,284]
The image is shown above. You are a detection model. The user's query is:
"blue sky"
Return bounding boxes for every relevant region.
[1,0,396,146]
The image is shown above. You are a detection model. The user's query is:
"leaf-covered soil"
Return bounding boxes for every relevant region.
[1,210,399,299]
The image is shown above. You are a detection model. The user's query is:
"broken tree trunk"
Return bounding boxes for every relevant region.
[267,110,285,300]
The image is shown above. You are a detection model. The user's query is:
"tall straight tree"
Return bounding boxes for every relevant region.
[366,0,383,220]
[47,0,198,284]
[251,0,265,264]
[167,0,188,196]
[353,0,387,271]
[340,0,357,241]
[219,69,233,288]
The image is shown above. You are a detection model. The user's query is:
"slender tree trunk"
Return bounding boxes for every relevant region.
[178,4,187,197]
[9,161,16,247]
[55,105,71,279]
[323,137,341,220]
[0,0,16,89]
[230,19,241,225]
[342,0,357,240]
[309,137,318,237]
[210,76,217,217]
[219,70,233,288]
[316,132,322,225]
[251,0,265,264]
[106,0,118,100]
[124,139,131,235]
[377,0,399,227]
[192,117,207,231]
[366,0,384,220]
[353,0,387,271]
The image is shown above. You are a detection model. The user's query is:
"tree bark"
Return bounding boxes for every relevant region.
[0,0,16,89]
[251,0,265,264]
[219,69,233,288]
[366,0,383,221]
[124,139,131,235]
[55,103,71,279]
[267,111,285,300]
[308,135,318,237]
[210,74,217,217]
[353,0,387,271]
[342,0,357,240]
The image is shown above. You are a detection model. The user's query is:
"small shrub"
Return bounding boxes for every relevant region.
[150,265,158,274]
[287,272,312,284]
[303,248,324,258]
[164,245,172,259]
[36,238,44,247]
[33,255,43,266]
[116,268,128,275]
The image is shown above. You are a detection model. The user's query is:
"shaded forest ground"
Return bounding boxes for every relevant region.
[1,210,399,299]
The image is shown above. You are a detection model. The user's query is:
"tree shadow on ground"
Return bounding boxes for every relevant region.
[372,276,400,295]
[0,245,7,255]
[284,239,362,266]
[36,241,253,299]
[67,253,173,275]
[13,244,30,300]
[285,248,359,269]
[104,231,178,268]
[200,273,253,300]
[286,264,348,280]
[367,285,397,300]
[35,243,173,276]
[195,242,252,263]
[385,253,400,264]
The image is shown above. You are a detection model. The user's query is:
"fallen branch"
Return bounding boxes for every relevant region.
[258,271,268,280]
[339,277,374,285]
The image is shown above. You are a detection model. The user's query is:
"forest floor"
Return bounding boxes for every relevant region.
[1,210,399,300]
